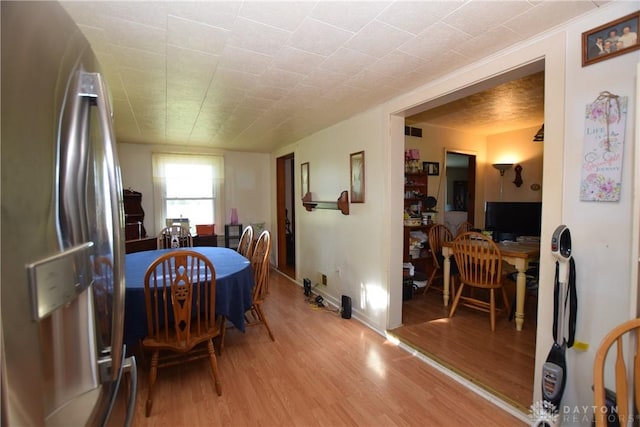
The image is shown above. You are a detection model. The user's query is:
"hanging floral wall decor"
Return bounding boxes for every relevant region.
[580,91,627,202]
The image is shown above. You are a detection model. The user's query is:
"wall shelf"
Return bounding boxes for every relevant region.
[302,191,350,215]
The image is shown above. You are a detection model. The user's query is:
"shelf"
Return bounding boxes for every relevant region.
[403,172,431,276]
[302,191,350,215]
[404,224,431,229]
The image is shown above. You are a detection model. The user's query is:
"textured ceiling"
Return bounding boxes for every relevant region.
[406,71,545,135]
[60,1,601,152]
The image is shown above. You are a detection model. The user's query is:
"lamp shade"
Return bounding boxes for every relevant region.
[533,124,544,142]
[492,163,513,176]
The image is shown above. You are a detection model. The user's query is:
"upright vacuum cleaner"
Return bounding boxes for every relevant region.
[534,225,577,426]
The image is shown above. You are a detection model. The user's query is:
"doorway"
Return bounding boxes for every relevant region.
[444,151,476,231]
[395,64,544,413]
[276,153,295,279]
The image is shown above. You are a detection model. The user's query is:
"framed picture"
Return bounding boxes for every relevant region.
[423,161,439,176]
[350,151,365,203]
[453,181,468,211]
[582,11,639,67]
[300,162,309,198]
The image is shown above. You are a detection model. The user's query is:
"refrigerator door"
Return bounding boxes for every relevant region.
[1,2,135,426]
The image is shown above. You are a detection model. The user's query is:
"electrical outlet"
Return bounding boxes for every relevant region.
[321,273,327,285]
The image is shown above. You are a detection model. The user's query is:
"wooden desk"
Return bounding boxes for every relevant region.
[193,234,218,247]
[442,240,540,331]
[125,237,157,253]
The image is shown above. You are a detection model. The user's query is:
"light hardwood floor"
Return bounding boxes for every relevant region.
[117,269,527,426]
[389,281,538,413]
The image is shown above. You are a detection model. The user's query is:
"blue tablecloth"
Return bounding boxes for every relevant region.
[124,247,254,350]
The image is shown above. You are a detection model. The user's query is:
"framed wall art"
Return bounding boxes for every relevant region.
[582,11,639,67]
[423,161,439,176]
[350,151,365,203]
[300,162,309,197]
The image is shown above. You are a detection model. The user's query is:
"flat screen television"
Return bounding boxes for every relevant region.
[484,202,542,239]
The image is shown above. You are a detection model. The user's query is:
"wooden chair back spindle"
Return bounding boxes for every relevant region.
[593,318,640,426]
[237,225,254,259]
[456,221,473,236]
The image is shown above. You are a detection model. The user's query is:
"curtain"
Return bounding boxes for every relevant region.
[152,153,224,234]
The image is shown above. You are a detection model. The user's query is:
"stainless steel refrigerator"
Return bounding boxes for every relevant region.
[1,2,137,425]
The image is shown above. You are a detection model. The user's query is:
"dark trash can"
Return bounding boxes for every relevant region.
[403,278,414,301]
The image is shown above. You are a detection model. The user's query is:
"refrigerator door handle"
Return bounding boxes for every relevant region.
[80,72,125,382]
[98,351,137,427]
[122,356,138,427]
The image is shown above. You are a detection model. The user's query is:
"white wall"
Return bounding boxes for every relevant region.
[486,125,544,202]
[559,4,638,421]
[224,151,272,231]
[117,142,271,239]
[279,1,638,422]
[273,108,389,328]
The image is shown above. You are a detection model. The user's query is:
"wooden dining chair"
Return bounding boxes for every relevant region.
[157,225,193,249]
[448,231,510,331]
[248,230,275,340]
[219,230,274,354]
[593,318,640,427]
[424,224,456,296]
[456,221,473,236]
[142,250,222,417]
[237,225,254,259]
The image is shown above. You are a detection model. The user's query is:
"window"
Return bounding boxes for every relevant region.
[152,153,224,234]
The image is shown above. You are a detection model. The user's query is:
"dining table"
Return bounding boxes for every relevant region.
[123,246,254,352]
[441,239,540,331]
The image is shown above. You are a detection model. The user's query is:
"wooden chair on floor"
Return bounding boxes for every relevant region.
[157,225,193,249]
[593,318,640,427]
[142,250,222,417]
[219,230,275,354]
[424,224,456,296]
[237,225,254,259]
[448,231,510,331]
[456,221,473,236]
[247,230,275,340]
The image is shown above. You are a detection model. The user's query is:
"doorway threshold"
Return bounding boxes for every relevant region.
[386,330,530,423]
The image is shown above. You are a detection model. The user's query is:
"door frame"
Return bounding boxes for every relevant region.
[444,150,477,226]
[276,153,295,277]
